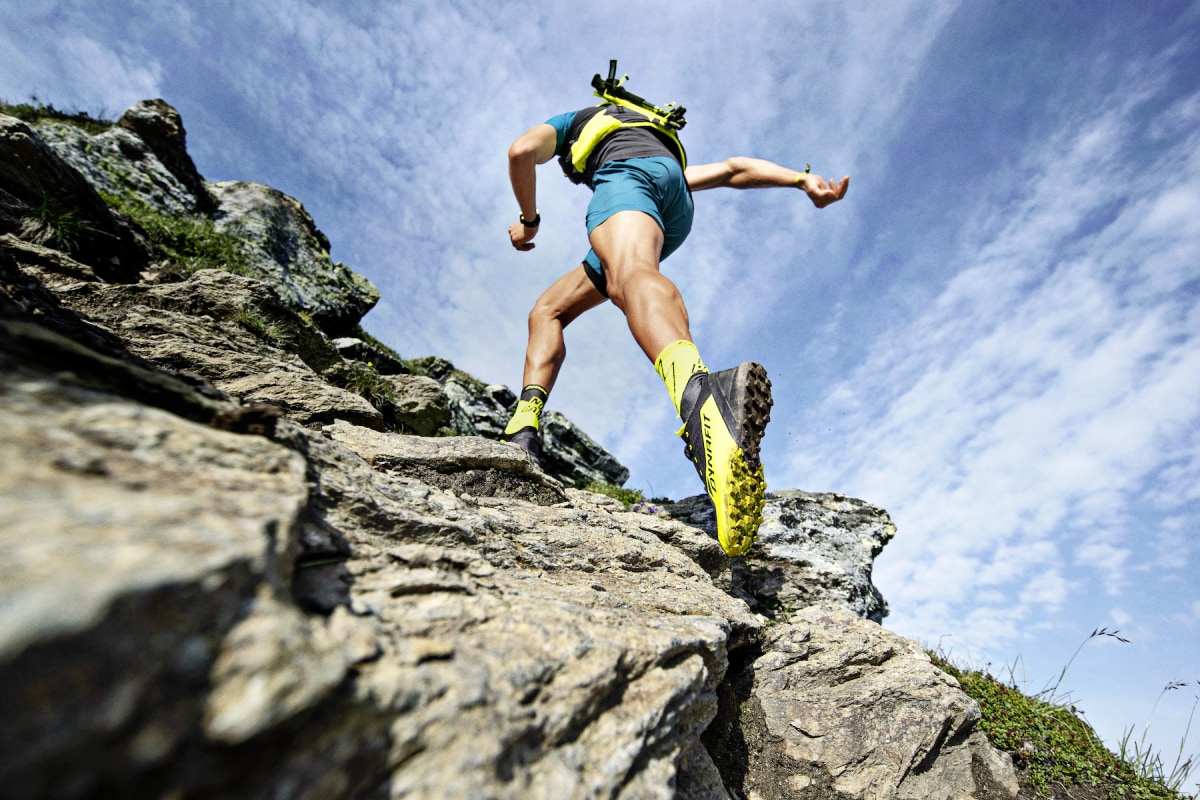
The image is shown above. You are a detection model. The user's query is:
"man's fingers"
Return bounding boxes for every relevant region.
[508,221,538,251]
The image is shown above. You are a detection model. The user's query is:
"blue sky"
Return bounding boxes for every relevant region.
[4,0,1198,770]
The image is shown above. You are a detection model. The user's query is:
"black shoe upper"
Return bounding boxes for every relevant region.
[504,427,543,464]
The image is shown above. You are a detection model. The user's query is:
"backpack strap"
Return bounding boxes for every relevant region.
[590,59,687,130]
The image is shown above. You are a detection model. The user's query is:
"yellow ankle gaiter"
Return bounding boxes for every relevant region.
[654,340,707,416]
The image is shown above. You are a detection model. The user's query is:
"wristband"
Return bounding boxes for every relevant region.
[520,211,541,228]
[792,164,812,186]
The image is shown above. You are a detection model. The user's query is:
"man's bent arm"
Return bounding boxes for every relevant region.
[508,124,558,250]
[686,157,849,208]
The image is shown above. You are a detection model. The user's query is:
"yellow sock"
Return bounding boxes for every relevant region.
[654,340,707,416]
[504,385,548,435]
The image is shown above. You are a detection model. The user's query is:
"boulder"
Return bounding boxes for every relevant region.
[379,373,451,435]
[703,606,1018,800]
[208,180,379,334]
[666,490,894,622]
[117,99,215,213]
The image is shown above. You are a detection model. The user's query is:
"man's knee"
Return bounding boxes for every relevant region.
[529,289,577,334]
[531,286,563,321]
[528,298,551,332]
[608,266,676,309]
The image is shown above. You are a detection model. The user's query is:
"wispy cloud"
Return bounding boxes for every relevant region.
[784,44,1200,655]
[0,20,162,115]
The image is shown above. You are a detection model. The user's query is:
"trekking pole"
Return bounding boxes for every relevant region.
[591,59,688,130]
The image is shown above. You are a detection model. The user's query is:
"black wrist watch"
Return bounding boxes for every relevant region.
[520,211,541,228]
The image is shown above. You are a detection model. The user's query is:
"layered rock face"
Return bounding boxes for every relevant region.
[0,101,1018,799]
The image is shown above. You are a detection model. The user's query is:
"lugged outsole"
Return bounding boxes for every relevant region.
[720,454,767,556]
[708,362,773,556]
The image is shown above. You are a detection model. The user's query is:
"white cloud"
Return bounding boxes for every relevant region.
[780,40,1200,657]
[0,24,162,115]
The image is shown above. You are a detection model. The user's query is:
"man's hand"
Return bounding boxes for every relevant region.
[797,173,850,208]
[509,221,537,251]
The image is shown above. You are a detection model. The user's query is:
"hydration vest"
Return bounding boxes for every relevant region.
[557,104,688,188]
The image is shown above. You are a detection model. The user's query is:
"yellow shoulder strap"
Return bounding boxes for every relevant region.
[569,110,627,173]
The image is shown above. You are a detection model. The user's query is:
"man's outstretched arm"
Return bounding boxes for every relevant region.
[685,157,849,208]
[508,124,558,251]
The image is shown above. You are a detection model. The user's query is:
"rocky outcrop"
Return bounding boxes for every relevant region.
[0,114,145,278]
[0,100,1019,800]
[37,99,214,216]
[33,100,378,334]
[208,179,379,334]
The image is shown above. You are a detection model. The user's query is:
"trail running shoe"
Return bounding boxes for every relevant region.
[503,388,547,464]
[678,362,773,555]
[503,426,543,464]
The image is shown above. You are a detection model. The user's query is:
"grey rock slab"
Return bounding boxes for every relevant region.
[0,371,311,796]
[221,369,382,428]
[321,419,568,505]
[50,269,381,428]
[203,587,351,745]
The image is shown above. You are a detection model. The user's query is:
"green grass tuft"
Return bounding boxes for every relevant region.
[31,194,96,255]
[235,303,291,346]
[1120,682,1199,797]
[931,648,1194,798]
[325,360,396,409]
[1,98,114,135]
[581,481,644,508]
[100,191,252,276]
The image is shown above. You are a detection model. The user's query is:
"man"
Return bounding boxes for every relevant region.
[501,83,849,556]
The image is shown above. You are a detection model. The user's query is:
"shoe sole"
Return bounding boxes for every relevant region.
[703,362,773,556]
